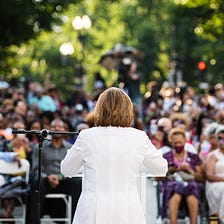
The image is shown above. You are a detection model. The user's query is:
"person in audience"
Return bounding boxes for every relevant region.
[62,118,77,144]
[0,152,21,220]
[0,151,20,164]
[132,104,144,130]
[205,125,224,223]
[161,128,203,224]
[84,111,95,128]
[169,112,193,143]
[0,113,13,141]
[27,118,82,224]
[197,122,219,165]
[27,84,57,112]
[26,119,42,147]
[9,121,31,161]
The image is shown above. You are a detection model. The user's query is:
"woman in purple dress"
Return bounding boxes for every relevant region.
[161,128,204,224]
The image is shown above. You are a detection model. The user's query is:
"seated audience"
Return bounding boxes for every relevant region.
[0,121,30,221]
[27,118,82,224]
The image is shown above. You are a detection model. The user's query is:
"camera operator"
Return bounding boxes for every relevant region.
[118,58,142,117]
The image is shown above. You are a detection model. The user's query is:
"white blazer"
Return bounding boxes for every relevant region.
[61,126,168,224]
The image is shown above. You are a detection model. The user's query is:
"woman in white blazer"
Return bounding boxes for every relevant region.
[61,87,168,224]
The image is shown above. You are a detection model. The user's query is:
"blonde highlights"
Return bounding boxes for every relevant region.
[94,87,133,127]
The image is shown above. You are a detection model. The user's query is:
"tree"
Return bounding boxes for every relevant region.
[120,0,170,84]
[1,0,224,97]
[0,1,180,95]
[0,0,80,76]
[0,0,80,47]
[170,0,224,85]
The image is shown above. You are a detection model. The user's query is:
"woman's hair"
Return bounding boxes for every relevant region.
[215,124,224,137]
[94,87,133,127]
[203,122,219,138]
[85,111,95,128]
[169,112,190,129]
[168,127,186,143]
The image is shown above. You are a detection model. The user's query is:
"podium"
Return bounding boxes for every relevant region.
[138,174,158,224]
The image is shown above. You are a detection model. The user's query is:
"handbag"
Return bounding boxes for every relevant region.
[168,171,195,182]
[177,171,195,181]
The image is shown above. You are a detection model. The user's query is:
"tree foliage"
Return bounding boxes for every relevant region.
[171,0,224,84]
[0,0,80,81]
[0,0,80,47]
[0,0,223,99]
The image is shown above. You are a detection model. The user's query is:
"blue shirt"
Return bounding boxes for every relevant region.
[0,152,16,163]
[28,95,57,112]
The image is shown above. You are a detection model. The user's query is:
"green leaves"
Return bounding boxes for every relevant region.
[1,0,223,98]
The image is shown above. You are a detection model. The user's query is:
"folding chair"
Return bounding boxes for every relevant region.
[0,174,5,186]
[0,158,30,224]
[41,193,72,223]
[41,173,83,224]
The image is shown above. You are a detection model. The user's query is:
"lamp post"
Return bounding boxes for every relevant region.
[59,42,74,66]
[168,24,183,87]
[72,15,92,86]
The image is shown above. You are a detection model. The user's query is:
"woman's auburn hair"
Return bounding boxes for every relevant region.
[94,87,133,127]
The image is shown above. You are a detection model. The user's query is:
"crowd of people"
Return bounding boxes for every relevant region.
[0,75,223,223]
[143,82,224,224]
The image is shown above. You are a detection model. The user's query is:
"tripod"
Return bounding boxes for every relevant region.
[12,129,79,224]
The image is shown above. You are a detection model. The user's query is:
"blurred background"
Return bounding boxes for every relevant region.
[0,0,223,100]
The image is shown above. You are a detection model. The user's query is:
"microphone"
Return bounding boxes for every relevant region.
[40,129,49,138]
[12,129,49,137]
[12,129,79,137]
[12,129,27,134]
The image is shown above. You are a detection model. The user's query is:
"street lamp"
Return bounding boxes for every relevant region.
[72,15,92,31]
[72,15,91,60]
[59,42,74,65]
[72,15,92,85]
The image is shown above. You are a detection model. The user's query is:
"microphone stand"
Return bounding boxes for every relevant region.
[12,129,79,224]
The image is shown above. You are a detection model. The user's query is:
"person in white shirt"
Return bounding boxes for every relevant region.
[61,87,168,224]
[205,125,224,223]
